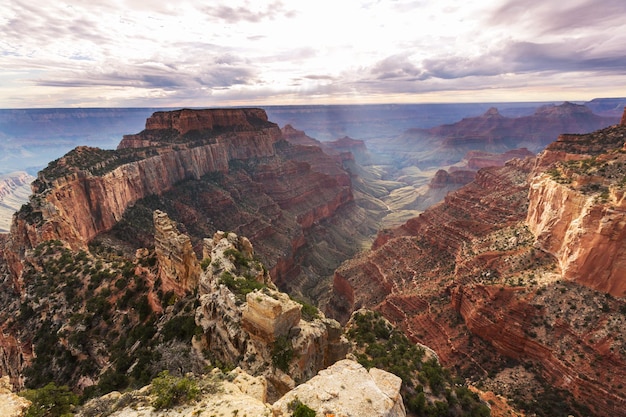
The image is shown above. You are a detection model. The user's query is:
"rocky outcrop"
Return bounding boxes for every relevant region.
[242,290,301,343]
[0,376,30,417]
[0,172,34,233]
[429,102,619,152]
[429,169,475,189]
[527,119,626,297]
[78,368,272,417]
[463,148,535,170]
[77,360,404,417]
[196,231,349,399]
[272,359,405,417]
[153,210,201,295]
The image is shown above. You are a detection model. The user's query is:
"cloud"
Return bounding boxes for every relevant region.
[203,1,296,23]
[490,0,626,35]
[370,54,424,80]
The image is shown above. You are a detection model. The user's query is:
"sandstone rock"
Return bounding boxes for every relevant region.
[0,172,34,233]
[153,210,201,295]
[272,359,405,417]
[329,138,626,416]
[242,290,301,342]
[0,376,31,417]
[196,232,349,398]
[4,108,282,289]
[77,369,272,417]
[527,123,626,297]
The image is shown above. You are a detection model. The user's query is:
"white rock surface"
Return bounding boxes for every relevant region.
[272,359,406,417]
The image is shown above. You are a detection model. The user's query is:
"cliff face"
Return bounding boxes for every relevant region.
[153,210,201,295]
[0,172,34,233]
[5,108,360,298]
[526,121,626,297]
[328,114,626,415]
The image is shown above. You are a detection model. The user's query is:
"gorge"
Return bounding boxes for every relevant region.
[0,105,625,416]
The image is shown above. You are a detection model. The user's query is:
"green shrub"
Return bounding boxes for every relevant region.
[291,296,320,321]
[288,399,316,417]
[223,248,249,268]
[271,335,293,373]
[20,382,79,417]
[219,272,266,301]
[150,371,200,410]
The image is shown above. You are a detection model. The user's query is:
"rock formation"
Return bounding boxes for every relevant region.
[383,102,618,171]
[78,367,273,417]
[3,108,365,300]
[328,112,626,415]
[527,117,626,297]
[462,148,535,170]
[0,376,30,417]
[195,231,349,399]
[421,102,619,153]
[272,359,406,417]
[153,210,201,295]
[0,172,34,233]
[77,359,404,417]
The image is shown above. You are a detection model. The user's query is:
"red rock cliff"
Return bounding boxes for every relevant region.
[5,109,281,287]
[527,115,626,297]
[328,117,626,415]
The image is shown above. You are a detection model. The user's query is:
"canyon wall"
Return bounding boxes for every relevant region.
[0,172,34,233]
[526,115,626,297]
[329,113,626,415]
[4,109,282,285]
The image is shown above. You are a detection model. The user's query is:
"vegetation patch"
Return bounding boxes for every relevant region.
[150,370,200,410]
[219,271,266,302]
[271,335,294,373]
[346,310,490,417]
[20,382,79,417]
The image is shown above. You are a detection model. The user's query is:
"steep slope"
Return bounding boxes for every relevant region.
[328,112,626,416]
[0,172,34,233]
[4,109,378,301]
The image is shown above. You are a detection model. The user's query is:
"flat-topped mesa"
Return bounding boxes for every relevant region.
[118,108,280,149]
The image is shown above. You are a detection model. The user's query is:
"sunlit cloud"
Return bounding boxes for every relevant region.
[0,0,624,108]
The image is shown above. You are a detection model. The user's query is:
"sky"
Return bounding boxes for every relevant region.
[1,0,626,108]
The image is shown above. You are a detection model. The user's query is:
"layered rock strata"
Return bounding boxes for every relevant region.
[527,120,626,297]
[4,108,361,299]
[329,113,626,415]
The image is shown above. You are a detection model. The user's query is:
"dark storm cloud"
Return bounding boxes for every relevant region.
[203,1,296,23]
[502,41,626,73]
[367,36,626,87]
[303,75,336,80]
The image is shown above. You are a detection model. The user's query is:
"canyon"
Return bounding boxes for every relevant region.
[0,104,625,416]
[329,109,626,415]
